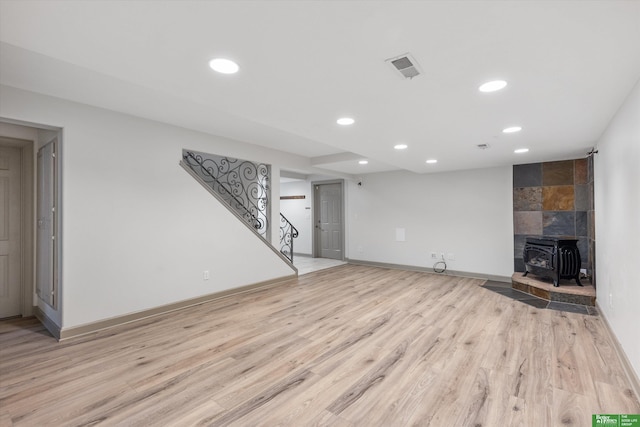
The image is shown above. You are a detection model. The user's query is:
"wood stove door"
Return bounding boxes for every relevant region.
[523,245,554,270]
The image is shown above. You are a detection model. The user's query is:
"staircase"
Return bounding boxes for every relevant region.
[180,149,298,266]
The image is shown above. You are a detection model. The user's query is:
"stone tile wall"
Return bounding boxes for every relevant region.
[513,159,594,277]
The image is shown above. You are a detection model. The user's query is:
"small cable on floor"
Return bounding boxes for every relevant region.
[433,257,447,274]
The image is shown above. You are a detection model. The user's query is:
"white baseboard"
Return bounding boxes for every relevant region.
[345,258,512,283]
[596,301,640,402]
[57,274,296,341]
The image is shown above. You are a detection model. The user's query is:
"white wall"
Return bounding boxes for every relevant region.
[594,78,640,379]
[346,166,514,279]
[280,180,313,255]
[1,85,304,329]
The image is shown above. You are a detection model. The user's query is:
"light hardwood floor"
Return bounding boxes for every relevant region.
[293,256,347,276]
[1,264,638,426]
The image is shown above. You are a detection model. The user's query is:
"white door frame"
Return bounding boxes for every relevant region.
[311,179,345,260]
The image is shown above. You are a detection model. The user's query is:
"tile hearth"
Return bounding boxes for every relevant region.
[511,272,596,306]
[482,274,597,316]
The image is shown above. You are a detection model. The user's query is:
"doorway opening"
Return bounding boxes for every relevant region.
[0,120,61,325]
[0,138,32,319]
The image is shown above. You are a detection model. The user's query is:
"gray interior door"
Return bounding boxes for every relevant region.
[0,146,22,318]
[315,183,343,260]
[36,140,56,308]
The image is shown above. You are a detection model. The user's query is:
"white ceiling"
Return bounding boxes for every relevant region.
[1,0,639,176]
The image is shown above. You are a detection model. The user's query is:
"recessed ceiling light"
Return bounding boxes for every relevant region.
[514,148,529,153]
[209,58,239,74]
[503,126,522,133]
[359,160,368,165]
[479,80,507,92]
[337,117,355,126]
[394,144,408,150]
[426,159,438,164]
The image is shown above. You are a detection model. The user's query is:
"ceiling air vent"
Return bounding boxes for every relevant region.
[386,53,421,80]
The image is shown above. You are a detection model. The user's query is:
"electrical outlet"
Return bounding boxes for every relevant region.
[447,253,455,260]
[430,252,438,259]
[203,270,210,280]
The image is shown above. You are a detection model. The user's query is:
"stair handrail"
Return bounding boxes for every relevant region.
[279,213,299,263]
[183,150,268,234]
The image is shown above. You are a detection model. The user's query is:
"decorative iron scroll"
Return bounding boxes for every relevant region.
[279,213,299,263]
[183,150,270,237]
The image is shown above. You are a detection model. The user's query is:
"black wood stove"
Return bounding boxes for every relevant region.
[523,237,582,287]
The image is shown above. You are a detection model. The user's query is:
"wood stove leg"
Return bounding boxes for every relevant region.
[553,279,559,287]
[575,277,583,286]
[523,271,529,277]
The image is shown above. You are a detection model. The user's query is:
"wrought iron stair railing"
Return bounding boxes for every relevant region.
[183,150,270,237]
[279,213,299,263]
[182,149,298,263]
